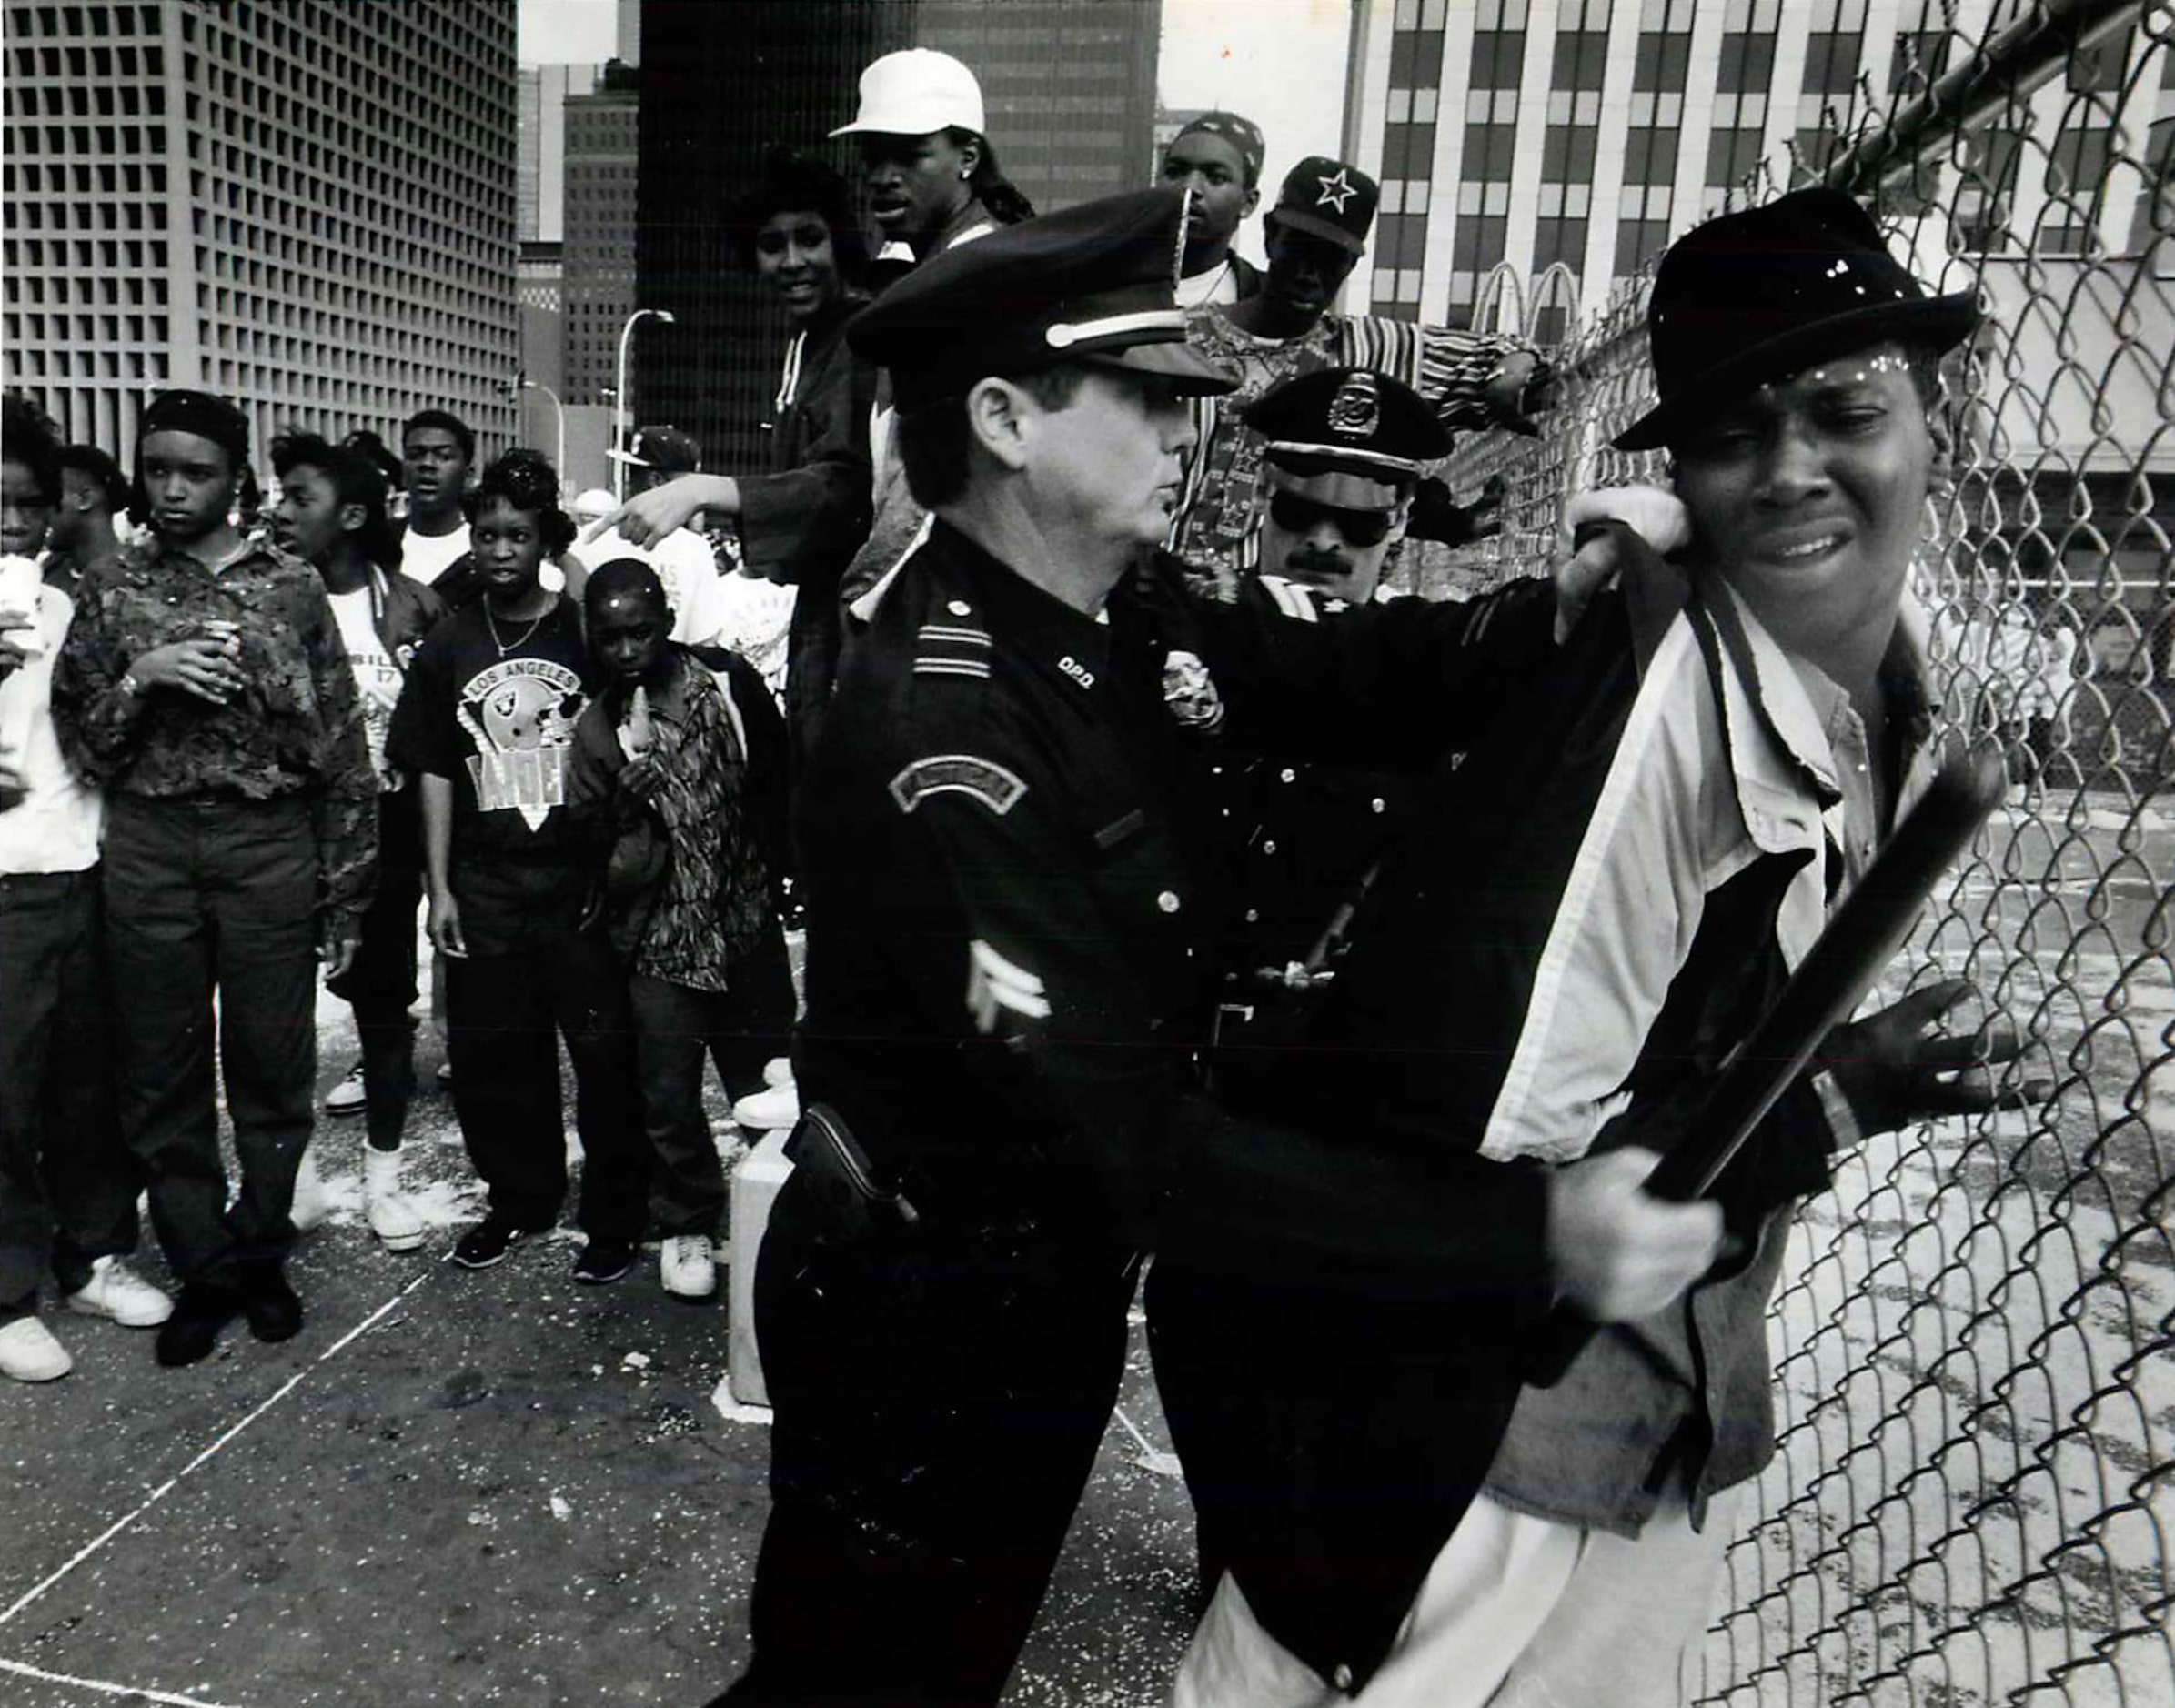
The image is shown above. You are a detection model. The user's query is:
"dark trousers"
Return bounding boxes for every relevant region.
[443,919,646,1241]
[721,1175,1139,1707]
[102,795,318,1288]
[327,850,421,1152]
[629,927,794,1236]
[0,868,139,1317]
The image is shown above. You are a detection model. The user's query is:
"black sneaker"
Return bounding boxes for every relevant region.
[155,1282,247,1368]
[453,1214,528,1271]
[571,1239,635,1285]
[238,1262,303,1343]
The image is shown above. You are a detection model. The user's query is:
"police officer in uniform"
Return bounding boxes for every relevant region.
[1195,367,1454,1110]
[713,188,1726,1708]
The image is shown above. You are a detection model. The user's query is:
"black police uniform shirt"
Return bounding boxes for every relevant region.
[795,517,1565,1282]
[385,595,591,955]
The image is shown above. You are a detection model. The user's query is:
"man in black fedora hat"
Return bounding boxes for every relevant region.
[1157,186,2040,1706]
[710,186,1727,1708]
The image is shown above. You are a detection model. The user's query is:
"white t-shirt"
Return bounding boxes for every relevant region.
[327,586,404,788]
[1176,257,1243,308]
[569,526,740,648]
[400,522,470,586]
[0,583,101,876]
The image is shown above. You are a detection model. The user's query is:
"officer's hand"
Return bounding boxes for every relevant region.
[319,916,360,982]
[1546,1147,1727,1323]
[428,889,468,959]
[1551,489,1693,643]
[1818,977,2051,1139]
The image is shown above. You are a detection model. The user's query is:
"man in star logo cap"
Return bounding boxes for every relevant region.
[708,187,1722,1708]
[1170,155,1553,602]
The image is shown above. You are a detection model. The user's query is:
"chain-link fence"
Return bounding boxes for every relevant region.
[1423,3,2173,1701]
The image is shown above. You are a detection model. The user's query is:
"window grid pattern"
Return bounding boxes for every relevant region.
[1,0,519,471]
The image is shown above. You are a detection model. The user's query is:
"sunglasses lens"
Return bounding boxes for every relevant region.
[1272,492,1390,548]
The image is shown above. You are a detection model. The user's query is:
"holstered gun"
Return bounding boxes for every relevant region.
[784,1102,921,1244]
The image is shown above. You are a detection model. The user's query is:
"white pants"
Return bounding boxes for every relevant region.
[1171,1484,1736,1708]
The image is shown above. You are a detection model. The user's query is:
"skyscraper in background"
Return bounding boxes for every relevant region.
[633,0,1159,472]
[1340,0,2051,345]
[561,59,639,410]
[2,0,519,473]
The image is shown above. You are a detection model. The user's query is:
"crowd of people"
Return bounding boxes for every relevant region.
[0,42,2049,1708]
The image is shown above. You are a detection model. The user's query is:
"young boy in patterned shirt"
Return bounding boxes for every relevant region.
[567,558,793,1301]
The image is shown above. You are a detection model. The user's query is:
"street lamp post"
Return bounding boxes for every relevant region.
[521,378,566,497]
[612,307,677,501]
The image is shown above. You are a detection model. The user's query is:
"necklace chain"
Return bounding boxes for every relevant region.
[484,600,549,658]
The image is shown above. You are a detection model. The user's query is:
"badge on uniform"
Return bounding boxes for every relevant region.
[889,754,1029,818]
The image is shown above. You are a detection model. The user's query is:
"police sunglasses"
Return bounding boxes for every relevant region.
[1269,491,1395,548]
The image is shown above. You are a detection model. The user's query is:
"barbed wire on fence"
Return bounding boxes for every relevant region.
[1415,4,2171,1702]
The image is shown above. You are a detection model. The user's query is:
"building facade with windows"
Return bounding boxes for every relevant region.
[1339,0,2091,344]
[560,59,639,410]
[2,0,519,476]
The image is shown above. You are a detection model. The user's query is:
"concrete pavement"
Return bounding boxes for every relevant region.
[0,1000,1200,1708]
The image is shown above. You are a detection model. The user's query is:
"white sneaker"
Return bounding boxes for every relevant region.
[660,1234,716,1300]
[289,1142,331,1233]
[761,1057,794,1088]
[731,1080,801,1131]
[65,1256,174,1328]
[323,1060,367,1116]
[363,1145,427,1254]
[0,1316,72,1382]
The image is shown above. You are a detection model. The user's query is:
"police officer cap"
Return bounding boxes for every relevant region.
[1246,367,1447,509]
[849,187,1239,411]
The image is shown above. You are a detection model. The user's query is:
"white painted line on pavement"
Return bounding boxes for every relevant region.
[0,1655,243,1706]
[0,1264,444,1632]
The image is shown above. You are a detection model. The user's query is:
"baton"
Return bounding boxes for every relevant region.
[1524,740,2009,1390]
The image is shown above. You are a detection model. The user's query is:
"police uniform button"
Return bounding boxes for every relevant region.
[1332,1664,1354,1690]
[1371,798,1385,813]
[1244,908,1260,922]
[1262,839,1277,855]
[947,599,972,616]
[1280,768,1296,783]
[1156,890,1182,914]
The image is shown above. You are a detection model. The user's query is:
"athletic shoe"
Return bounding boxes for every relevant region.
[156,1282,247,1367]
[452,1214,527,1271]
[571,1239,635,1285]
[660,1234,716,1300]
[238,1263,302,1343]
[362,1145,427,1254]
[730,1080,801,1130]
[65,1257,175,1328]
[0,1317,72,1382]
[761,1057,794,1088]
[288,1143,331,1234]
[323,1061,368,1116]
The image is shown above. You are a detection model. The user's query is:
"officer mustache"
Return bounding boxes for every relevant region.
[1281,545,1350,581]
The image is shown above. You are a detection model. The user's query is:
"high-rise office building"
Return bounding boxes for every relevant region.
[1340,0,2035,342]
[519,63,606,246]
[561,59,639,409]
[634,0,1161,471]
[2,0,519,473]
